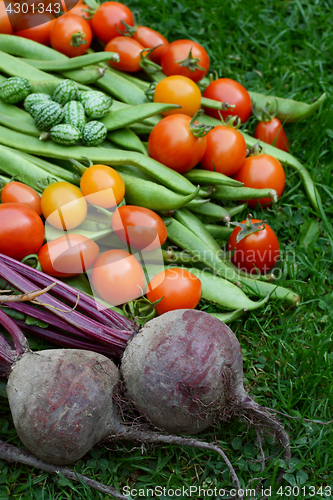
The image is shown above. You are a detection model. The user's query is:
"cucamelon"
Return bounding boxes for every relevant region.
[52,79,79,105]
[63,101,86,131]
[49,124,82,146]
[34,102,64,131]
[81,121,107,146]
[0,77,31,104]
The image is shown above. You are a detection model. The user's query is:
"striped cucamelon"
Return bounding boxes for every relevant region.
[49,124,82,146]
[24,93,52,113]
[0,77,31,104]
[82,93,113,119]
[63,101,86,131]
[81,121,107,146]
[34,102,64,131]
[52,79,79,105]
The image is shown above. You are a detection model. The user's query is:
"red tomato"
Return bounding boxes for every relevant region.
[161,39,210,83]
[80,164,125,209]
[91,249,145,306]
[132,26,169,64]
[0,0,13,34]
[38,234,99,278]
[91,1,134,44]
[105,36,145,72]
[146,268,202,315]
[148,114,207,174]
[233,154,286,207]
[41,181,87,230]
[153,75,202,117]
[49,14,92,57]
[65,1,93,24]
[0,203,44,261]
[254,117,289,152]
[111,206,167,251]
[228,219,280,274]
[200,125,247,176]
[1,181,42,215]
[203,78,252,123]
[15,12,55,45]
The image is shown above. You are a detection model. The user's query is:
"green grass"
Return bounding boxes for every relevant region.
[1,0,333,498]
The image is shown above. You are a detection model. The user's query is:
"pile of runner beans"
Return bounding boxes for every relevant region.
[0,1,327,330]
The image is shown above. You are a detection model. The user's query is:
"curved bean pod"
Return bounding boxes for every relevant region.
[200,112,321,213]
[188,201,231,222]
[205,224,233,239]
[0,34,66,60]
[119,172,200,211]
[210,185,278,202]
[101,102,180,131]
[22,52,119,71]
[95,69,147,105]
[0,112,39,137]
[209,308,246,323]
[184,169,243,187]
[60,67,105,85]
[107,129,147,155]
[0,145,66,190]
[249,91,326,123]
[174,208,222,254]
[0,126,199,196]
[165,217,300,304]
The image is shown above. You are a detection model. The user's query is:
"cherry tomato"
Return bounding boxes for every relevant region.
[254,117,289,152]
[1,181,42,215]
[0,203,44,261]
[228,219,280,274]
[49,14,92,57]
[105,36,145,72]
[111,206,167,251]
[200,125,247,176]
[80,164,125,209]
[65,1,93,24]
[132,26,169,64]
[153,75,202,117]
[41,181,87,230]
[91,249,145,306]
[148,114,207,174]
[14,12,55,45]
[203,78,252,123]
[146,268,202,315]
[161,39,210,83]
[91,1,134,44]
[0,0,13,34]
[233,154,286,207]
[38,234,99,278]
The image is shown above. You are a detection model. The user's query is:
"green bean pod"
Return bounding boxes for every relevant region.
[0,34,66,60]
[0,125,199,196]
[114,164,155,181]
[22,53,119,71]
[248,91,327,123]
[129,123,154,136]
[210,185,278,202]
[209,309,246,323]
[100,102,180,131]
[0,111,40,137]
[200,112,320,213]
[0,145,66,190]
[165,217,300,304]
[184,169,244,187]
[107,129,147,155]
[119,172,200,211]
[205,224,233,239]
[95,70,147,105]
[60,67,105,85]
[188,201,231,222]
[173,208,222,254]
[3,146,78,184]
[227,203,248,217]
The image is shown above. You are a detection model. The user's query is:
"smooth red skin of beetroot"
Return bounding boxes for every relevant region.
[7,349,121,465]
[121,309,246,435]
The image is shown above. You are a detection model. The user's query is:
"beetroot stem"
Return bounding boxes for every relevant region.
[0,309,29,357]
[0,440,128,500]
[106,430,243,499]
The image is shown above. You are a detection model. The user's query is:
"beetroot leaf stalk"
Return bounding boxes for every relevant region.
[0,253,133,330]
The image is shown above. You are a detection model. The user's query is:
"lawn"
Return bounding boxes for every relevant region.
[0,0,333,499]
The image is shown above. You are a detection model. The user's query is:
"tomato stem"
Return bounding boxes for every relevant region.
[175,47,206,73]
[70,31,89,48]
[229,214,266,244]
[140,48,163,74]
[190,110,214,138]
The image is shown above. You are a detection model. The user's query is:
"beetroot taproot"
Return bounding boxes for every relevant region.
[121,309,290,460]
